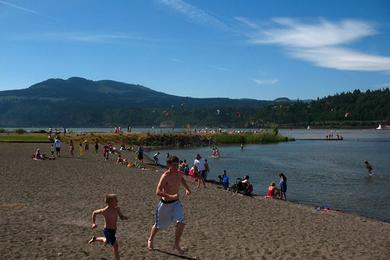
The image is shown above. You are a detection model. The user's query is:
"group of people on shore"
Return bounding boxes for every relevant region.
[30,138,378,259]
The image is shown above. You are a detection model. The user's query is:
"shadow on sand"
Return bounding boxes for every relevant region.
[154,249,198,259]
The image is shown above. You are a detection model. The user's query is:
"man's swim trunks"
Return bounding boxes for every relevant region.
[103,228,116,246]
[155,199,184,229]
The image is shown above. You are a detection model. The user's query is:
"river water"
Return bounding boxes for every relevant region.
[147,129,390,222]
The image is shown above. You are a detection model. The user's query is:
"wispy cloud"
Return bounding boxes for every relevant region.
[170,58,183,63]
[212,66,230,72]
[159,0,229,30]
[235,16,257,29]
[253,78,279,85]
[0,0,38,14]
[46,32,145,43]
[247,18,390,73]
[13,32,152,43]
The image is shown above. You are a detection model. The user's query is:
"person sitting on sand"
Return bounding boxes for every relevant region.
[32,148,44,160]
[365,161,374,176]
[88,194,128,260]
[148,155,191,254]
[266,182,280,199]
[240,175,253,195]
[116,154,127,165]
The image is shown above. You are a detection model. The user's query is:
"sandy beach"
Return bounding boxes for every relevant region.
[0,143,389,259]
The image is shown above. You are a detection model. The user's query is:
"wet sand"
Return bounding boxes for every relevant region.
[0,143,389,259]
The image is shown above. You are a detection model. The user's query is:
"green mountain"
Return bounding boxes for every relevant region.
[0,77,271,127]
[0,77,388,128]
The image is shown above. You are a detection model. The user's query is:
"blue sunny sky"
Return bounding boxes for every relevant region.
[0,0,389,100]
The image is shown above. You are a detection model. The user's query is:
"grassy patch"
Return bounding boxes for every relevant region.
[0,133,50,142]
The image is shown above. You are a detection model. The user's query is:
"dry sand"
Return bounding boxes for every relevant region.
[0,143,389,260]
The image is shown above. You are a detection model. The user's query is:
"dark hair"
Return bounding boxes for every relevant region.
[105,194,117,204]
[167,155,179,164]
[279,173,287,182]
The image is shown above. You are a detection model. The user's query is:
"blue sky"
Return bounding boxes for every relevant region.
[0,0,389,100]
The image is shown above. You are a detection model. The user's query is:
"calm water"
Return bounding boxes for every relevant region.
[148,129,390,222]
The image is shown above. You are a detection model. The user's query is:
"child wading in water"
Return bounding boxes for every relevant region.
[88,194,128,260]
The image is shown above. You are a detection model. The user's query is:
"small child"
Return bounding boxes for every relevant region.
[88,194,128,260]
[48,145,56,160]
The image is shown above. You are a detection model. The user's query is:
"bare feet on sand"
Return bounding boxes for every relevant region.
[88,236,96,244]
[147,239,153,250]
[173,245,187,255]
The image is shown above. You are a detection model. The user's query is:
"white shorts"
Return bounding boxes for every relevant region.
[155,200,184,229]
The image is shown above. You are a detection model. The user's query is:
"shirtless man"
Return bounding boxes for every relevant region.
[148,155,191,254]
[88,194,128,260]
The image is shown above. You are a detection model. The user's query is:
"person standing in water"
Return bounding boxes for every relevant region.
[365,161,374,176]
[147,155,191,254]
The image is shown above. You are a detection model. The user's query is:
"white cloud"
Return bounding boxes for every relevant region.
[159,0,228,30]
[235,16,257,29]
[247,18,390,73]
[290,47,390,72]
[252,18,376,48]
[0,0,38,14]
[253,78,279,85]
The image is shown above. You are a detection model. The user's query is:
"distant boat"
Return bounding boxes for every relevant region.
[376,124,382,130]
[307,125,311,130]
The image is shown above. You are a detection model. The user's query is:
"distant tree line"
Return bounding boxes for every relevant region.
[0,86,388,128]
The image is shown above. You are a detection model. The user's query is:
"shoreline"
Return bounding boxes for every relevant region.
[143,150,390,224]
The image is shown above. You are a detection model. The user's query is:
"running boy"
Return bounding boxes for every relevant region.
[148,155,191,254]
[88,194,128,260]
